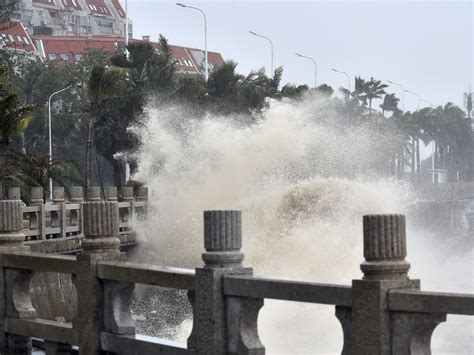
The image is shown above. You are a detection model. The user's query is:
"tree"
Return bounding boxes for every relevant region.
[315,84,333,97]
[380,93,400,116]
[0,0,17,23]
[84,65,130,191]
[0,61,38,198]
[361,77,388,114]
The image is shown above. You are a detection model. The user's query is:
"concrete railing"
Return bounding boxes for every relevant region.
[0,197,472,354]
[7,186,148,253]
[416,182,474,202]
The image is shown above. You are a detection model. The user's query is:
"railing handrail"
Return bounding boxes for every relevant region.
[2,252,77,274]
[97,260,195,290]
[388,289,474,316]
[223,274,352,307]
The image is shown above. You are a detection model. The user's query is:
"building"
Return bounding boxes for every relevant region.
[10,0,130,38]
[0,20,40,58]
[31,35,225,76]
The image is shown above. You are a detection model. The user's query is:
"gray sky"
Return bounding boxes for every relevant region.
[128,0,473,112]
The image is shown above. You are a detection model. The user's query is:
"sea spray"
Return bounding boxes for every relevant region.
[131,95,472,354]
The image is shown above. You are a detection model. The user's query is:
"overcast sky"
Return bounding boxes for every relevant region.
[127,1,473,112]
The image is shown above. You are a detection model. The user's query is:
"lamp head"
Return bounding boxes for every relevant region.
[176,3,186,7]
[249,30,257,36]
[295,53,303,57]
[331,68,337,72]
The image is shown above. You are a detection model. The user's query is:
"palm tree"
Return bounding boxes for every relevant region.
[84,65,130,191]
[363,77,388,114]
[0,62,38,198]
[380,93,400,116]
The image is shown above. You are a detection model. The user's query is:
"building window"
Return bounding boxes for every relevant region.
[75,53,82,61]
[22,36,29,44]
[60,53,69,61]
[48,53,57,60]
[8,35,14,43]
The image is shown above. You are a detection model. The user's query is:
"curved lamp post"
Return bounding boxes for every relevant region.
[177,3,208,81]
[296,53,317,87]
[249,30,274,75]
[388,80,405,111]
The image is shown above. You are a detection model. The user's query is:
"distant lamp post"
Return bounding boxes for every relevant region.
[177,3,208,81]
[387,80,405,111]
[48,85,73,201]
[296,53,317,87]
[331,68,351,100]
[249,30,274,75]
[404,89,420,110]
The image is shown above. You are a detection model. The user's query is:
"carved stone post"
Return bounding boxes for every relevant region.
[0,188,34,353]
[30,187,45,240]
[53,187,66,238]
[189,210,263,355]
[74,187,123,355]
[352,215,419,355]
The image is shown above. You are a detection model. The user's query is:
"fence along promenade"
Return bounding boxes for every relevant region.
[0,190,472,354]
[18,186,148,253]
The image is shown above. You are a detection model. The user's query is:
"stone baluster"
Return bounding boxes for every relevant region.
[0,188,34,353]
[53,187,66,238]
[351,215,445,355]
[136,187,148,221]
[70,187,84,237]
[120,187,135,240]
[121,187,134,221]
[74,187,126,355]
[188,210,264,355]
[30,187,46,240]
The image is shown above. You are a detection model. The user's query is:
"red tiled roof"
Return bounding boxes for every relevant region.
[84,0,112,16]
[141,40,225,75]
[31,35,225,74]
[59,0,82,11]
[0,20,38,53]
[110,0,125,19]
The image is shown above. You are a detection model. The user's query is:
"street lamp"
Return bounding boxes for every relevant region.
[404,89,420,110]
[331,68,351,92]
[249,30,273,74]
[296,53,317,87]
[48,85,73,201]
[387,80,405,111]
[177,3,208,81]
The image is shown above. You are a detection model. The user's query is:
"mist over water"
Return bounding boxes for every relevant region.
[133,95,473,354]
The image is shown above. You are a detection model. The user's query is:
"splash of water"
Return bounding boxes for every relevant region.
[132,96,472,354]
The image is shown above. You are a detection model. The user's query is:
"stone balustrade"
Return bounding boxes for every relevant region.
[9,186,147,253]
[0,198,472,354]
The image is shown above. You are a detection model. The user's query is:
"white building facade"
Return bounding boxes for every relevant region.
[11,0,131,38]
